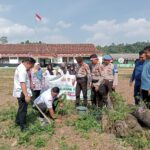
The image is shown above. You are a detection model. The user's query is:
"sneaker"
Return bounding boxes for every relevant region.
[37,117,44,122]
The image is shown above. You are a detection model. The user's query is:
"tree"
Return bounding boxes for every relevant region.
[0,36,8,44]
[97,41,150,54]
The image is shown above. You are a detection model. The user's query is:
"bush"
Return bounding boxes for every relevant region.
[70,113,102,133]
[105,92,134,122]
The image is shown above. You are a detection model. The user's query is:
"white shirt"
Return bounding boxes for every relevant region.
[13,63,32,98]
[44,70,55,76]
[34,89,54,109]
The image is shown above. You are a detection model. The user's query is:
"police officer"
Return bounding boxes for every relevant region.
[102,55,118,91]
[75,56,91,107]
[89,54,104,107]
[101,55,118,106]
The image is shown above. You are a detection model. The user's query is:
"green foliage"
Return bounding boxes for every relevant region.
[106,92,150,150]
[0,106,16,121]
[55,94,75,115]
[97,41,150,54]
[0,106,55,148]
[124,135,150,150]
[69,113,102,133]
[34,137,47,149]
[105,92,134,122]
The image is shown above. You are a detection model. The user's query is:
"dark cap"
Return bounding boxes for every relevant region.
[90,54,98,60]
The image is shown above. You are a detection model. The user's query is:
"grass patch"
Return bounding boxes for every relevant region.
[66,110,102,136]
[0,105,55,148]
[59,136,79,150]
[124,135,150,150]
[34,137,47,149]
[104,92,134,122]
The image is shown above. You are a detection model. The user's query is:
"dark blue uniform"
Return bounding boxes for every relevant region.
[130,59,144,104]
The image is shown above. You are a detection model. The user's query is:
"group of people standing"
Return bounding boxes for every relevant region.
[130,46,150,108]
[12,54,118,131]
[75,54,118,108]
[12,47,149,132]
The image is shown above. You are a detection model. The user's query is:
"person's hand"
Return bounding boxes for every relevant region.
[25,95,30,103]
[95,86,99,92]
[59,103,64,108]
[112,85,116,90]
[72,80,76,86]
[31,83,35,89]
[88,82,92,88]
[129,82,133,87]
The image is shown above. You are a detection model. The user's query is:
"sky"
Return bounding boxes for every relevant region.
[0,0,150,46]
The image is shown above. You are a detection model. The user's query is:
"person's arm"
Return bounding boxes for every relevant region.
[19,70,31,103]
[97,64,104,85]
[48,108,56,120]
[130,66,136,86]
[20,82,30,103]
[85,64,92,84]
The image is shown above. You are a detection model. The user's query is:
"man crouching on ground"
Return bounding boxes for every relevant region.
[33,87,61,122]
[13,57,36,132]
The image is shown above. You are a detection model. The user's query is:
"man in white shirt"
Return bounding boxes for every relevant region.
[13,57,35,131]
[33,87,60,120]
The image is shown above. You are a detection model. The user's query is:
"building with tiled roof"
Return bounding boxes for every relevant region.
[0,43,99,67]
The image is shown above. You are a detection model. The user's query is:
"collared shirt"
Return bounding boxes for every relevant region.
[141,60,150,90]
[130,59,144,86]
[13,63,32,98]
[33,88,54,109]
[76,63,90,78]
[102,63,118,86]
[91,63,104,86]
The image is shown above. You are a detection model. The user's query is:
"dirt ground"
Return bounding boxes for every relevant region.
[0,68,135,150]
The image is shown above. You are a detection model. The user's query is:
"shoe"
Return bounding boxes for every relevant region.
[15,121,20,126]
[20,125,27,132]
[75,103,80,107]
[37,117,44,122]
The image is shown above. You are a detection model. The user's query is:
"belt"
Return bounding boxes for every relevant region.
[92,79,99,83]
[77,76,87,79]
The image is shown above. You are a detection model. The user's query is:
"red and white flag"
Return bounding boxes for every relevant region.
[35,13,42,21]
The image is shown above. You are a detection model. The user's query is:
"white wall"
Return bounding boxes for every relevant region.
[9,57,19,64]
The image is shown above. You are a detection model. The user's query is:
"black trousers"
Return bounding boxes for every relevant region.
[31,90,41,105]
[142,89,150,109]
[91,86,108,107]
[134,85,141,105]
[36,98,59,118]
[16,93,28,127]
[76,77,88,106]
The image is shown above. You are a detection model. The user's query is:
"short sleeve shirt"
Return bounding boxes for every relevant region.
[13,63,32,98]
[34,89,54,109]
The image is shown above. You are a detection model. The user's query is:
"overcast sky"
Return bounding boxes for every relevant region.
[0,0,150,46]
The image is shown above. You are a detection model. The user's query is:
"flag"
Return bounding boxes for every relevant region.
[35,13,42,21]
